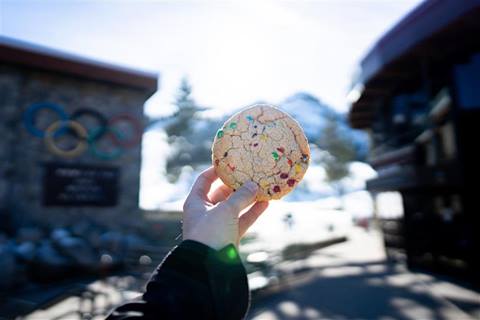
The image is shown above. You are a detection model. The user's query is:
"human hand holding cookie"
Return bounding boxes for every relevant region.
[183,166,269,249]
[183,104,309,249]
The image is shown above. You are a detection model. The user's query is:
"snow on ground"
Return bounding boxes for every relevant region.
[244,200,355,252]
[140,120,378,226]
[142,159,377,215]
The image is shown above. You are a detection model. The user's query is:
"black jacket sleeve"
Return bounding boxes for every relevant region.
[106,240,250,320]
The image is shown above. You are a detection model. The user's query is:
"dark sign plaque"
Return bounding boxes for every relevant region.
[43,162,119,206]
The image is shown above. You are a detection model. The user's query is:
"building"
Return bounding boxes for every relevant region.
[0,36,158,230]
[348,0,480,284]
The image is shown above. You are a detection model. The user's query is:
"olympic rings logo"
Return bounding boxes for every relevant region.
[23,102,143,160]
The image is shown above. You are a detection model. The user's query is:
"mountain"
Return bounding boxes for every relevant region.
[279,92,338,139]
[279,92,369,161]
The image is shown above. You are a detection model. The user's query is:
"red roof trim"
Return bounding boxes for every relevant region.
[0,36,158,93]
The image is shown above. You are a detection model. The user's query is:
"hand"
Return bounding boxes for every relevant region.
[182,166,269,250]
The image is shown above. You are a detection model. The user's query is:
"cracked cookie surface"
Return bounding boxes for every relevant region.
[212,104,310,201]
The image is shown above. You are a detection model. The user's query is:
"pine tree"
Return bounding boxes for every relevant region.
[164,78,209,181]
[164,77,205,139]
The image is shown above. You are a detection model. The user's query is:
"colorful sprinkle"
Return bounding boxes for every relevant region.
[246,115,254,122]
[217,130,224,138]
[287,179,296,187]
[280,173,289,179]
[295,164,302,174]
[288,159,293,166]
[301,154,309,162]
[227,164,236,171]
[273,185,281,193]
[277,147,285,153]
[253,143,258,147]
[229,122,237,129]
[260,134,267,141]
[224,152,228,157]
[215,159,219,166]
[260,181,269,189]
[272,151,279,160]
[252,133,258,138]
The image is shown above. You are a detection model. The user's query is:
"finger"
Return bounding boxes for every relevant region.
[184,167,217,207]
[239,201,269,237]
[220,181,258,214]
[208,183,233,204]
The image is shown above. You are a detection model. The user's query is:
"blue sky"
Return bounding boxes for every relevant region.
[1,0,423,118]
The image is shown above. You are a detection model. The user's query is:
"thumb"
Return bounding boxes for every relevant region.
[239,201,269,237]
[222,181,258,213]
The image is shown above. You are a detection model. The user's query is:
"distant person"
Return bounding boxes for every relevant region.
[107,166,269,320]
[283,212,295,230]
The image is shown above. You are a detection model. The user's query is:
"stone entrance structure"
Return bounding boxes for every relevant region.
[0,36,158,230]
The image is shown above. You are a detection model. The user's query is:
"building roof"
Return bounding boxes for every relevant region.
[348,0,480,129]
[0,36,158,94]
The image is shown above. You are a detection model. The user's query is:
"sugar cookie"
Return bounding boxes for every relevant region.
[212,104,310,200]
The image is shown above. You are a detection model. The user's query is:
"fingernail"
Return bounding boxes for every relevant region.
[243,181,258,194]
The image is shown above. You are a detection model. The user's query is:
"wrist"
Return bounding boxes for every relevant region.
[183,233,233,251]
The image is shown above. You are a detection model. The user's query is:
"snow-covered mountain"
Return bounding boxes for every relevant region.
[279,92,338,139]
[278,92,369,161]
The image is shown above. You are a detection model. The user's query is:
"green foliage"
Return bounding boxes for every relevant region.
[164,78,205,139]
[318,117,357,184]
[164,78,215,182]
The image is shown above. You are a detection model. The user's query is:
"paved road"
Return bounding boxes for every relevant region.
[22,226,480,320]
[247,229,480,320]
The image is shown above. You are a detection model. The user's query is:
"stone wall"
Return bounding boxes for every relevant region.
[0,63,153,231]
